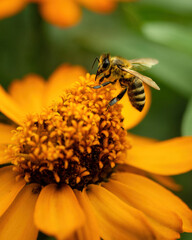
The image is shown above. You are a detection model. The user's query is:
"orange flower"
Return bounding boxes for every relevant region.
[0,0,135,27]
[0,64,191,240]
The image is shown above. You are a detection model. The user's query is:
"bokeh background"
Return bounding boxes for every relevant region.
[0,0,191,239]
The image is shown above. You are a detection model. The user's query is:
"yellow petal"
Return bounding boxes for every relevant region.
[8,75,46,114]
[87,184,155,240]
[74,189,100,240]
[111,172,192,232]
[0,123,14,144]
[128,133,157,146]
[146,219,181,240]
[0,0,26,19]
[126,136,192,175]
[151,174,182,191]
[0,184,39,240]
[104,179,182,239]
[77,0,116,13]
[119,84,151,130]
[39,0,81,27]
[45,64,86,106]
[120,134,181,191]
[117,165,182,192]
[34,184,85,239]
[0,166,26,217]
[0,145,11,164]
[116,164,147,176]
[0,123,15,164]
[103,178,182,239]
[0,86,26,125]
[0,123,13,164]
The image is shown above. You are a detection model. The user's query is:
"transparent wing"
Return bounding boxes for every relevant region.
[129,58,159,72]
[120,67,160,90]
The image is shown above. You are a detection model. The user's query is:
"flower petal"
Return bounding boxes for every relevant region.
[45,64,86,106]
[103,178,181,239]
[151,174,182,191]
[119,84,151,130]
[0,122,13,164]
[0,166,26,217]
[126,136,192,175]
[128,133,157,146]
[0,86,26,125]
[34,184,85,239]
[74,189,100,240]
[39,0,81,27]
[8,75,46,114]
[0,123,14,144]
[77,0,116,13]
[0,145,11,164]
[111,173,192,232]
[87,184,155,240]
[0,0,26,19]
[0,183,39,240]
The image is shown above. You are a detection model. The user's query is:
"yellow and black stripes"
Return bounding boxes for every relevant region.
[127,77,146,112]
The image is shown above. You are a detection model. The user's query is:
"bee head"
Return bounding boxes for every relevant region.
[100,53,110,70]
[95,53,111,82]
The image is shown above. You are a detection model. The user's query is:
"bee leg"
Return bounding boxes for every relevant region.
[108,88,127,107]
[92,81,113,89]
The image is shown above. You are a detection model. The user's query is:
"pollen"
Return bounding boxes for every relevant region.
[7,74,131,190]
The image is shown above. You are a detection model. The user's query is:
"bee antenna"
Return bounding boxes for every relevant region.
[92,57,99,69]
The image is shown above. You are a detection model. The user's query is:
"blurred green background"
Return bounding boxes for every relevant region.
[0,0,191,239]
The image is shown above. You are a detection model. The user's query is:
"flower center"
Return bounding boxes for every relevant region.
[8,74,131,190]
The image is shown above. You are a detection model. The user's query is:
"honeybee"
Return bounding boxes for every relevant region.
[92,53,160,112]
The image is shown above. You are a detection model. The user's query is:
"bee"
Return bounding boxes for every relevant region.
[92,53,160,112]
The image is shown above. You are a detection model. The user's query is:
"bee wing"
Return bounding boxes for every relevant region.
[129,58,159,72]
[120,67,160,90]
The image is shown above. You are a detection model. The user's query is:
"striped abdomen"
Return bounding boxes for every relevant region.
[128,77,145,112]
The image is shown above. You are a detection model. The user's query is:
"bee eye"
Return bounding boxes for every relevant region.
[102,59,110,69]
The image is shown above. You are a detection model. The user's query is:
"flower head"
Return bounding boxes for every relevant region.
[0,65,191,240]
[8,75,130,189]
[0,0,136,27]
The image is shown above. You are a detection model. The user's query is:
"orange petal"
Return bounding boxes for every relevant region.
[119,83,151,130]
[39,0,81,27]
[8,75,46,114]
[0,86,26,125]
[0,123,15,164]
[116,164,147,176]
[34,184,85,239]
[110,172,192,232]
[128,133,157,146]
[0,0,26,19]
[87,184,155,240]
[126,136,192,175]
[151,174,182,191]
[0,123,14,144]
[45,64,86,106]
[0,145,11,164]
[74,189,100,240]
[77,0,116,13]
[0,166,26,217]
[103,178,182,239]
[0,183,39,240]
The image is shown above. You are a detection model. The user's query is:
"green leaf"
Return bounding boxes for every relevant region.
[137,0,192,14]
[182,97,192,136]
[121,1,192,25]
[142,22,192,55]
